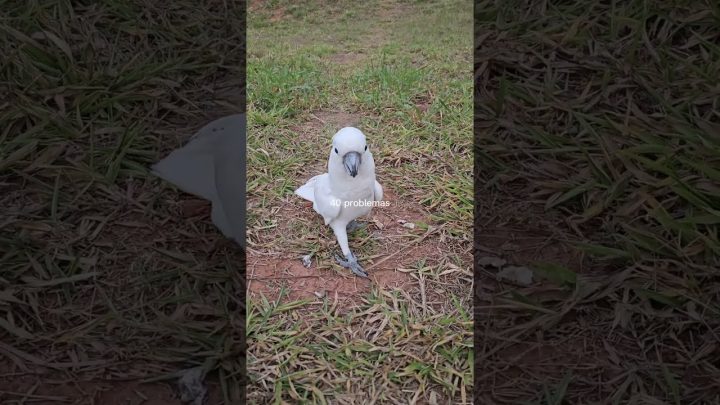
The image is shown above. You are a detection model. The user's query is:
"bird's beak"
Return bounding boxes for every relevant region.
[343,152,361,177]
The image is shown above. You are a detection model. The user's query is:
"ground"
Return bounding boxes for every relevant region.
[0,1,244,403]
[475,1,720,403]
[246,0,473,403]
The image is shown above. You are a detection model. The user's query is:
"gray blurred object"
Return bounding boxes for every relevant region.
[177,367,207,405]
[152,114,246,246]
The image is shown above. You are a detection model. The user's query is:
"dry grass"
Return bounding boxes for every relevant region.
[0,1,245,403]
[476,1,720,403]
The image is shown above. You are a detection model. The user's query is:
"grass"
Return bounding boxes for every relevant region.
[247,0,473,403]
[476,0,720,403]
[0,1,244,402]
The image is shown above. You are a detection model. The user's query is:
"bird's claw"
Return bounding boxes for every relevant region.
[334,253,368,278]
[346,220,366,233]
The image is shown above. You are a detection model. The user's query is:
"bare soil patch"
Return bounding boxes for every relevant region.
[269,7,286,22]
[248,187,443,305]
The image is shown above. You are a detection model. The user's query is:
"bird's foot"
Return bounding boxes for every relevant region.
[334,252,368,278]
[346,220,366,233]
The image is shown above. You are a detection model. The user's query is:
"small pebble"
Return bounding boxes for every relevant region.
[302,254,312,268]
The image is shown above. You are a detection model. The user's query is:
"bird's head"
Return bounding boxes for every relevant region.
[330,127,371,178]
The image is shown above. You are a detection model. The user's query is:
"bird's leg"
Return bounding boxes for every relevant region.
[346,220,366,233]
[330,223,368,278]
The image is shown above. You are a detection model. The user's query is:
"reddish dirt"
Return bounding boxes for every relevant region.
[269,7,285,22]
[413,93,432,113]
[248,186,447,305]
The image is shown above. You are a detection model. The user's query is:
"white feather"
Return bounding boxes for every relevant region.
[152,114,246,246]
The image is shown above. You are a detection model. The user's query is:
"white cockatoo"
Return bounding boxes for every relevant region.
[152,114,245,246]
[295,127,383,278]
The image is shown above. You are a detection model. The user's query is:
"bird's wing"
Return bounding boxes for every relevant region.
[295,174,323,202]
[152,114,245,200]
[312,174,341,226]
[213,119,246,245]
[152,133,219,200]
[152,114,246,245]
[373,180,383,202]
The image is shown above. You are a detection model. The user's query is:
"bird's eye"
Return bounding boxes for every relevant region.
[335,148,339,154]
[364,145,367,151]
